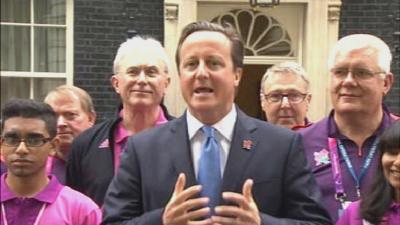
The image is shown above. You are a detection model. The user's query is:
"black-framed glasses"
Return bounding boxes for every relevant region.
[263,92,308,104]
[330,68,385,80]
[1,136,52,148]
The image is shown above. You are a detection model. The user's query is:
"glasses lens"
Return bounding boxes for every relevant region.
[288,93,305,103]
[266,94,282,103]
[331,68,348,78]
[4,137,20,146]
[26,138,46,147]
[352,68,373,79]
[2,137,48,147]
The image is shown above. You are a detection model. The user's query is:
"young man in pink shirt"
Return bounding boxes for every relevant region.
[0,98,101,225]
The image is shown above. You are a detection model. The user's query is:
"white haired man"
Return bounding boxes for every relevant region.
[300,34,399,222]
[66,36,174,206]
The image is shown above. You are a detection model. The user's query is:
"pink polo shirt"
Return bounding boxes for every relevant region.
[113,106,168,172]
[0,174,101,225]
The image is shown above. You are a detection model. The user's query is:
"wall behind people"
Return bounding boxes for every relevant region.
[73,0,164,122]
[339,0,400,114]
[70,0,399,122]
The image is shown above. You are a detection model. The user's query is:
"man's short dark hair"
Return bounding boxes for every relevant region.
[175,21,244,70]
[1,98,57,138]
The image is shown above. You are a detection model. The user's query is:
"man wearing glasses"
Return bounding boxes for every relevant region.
[300,34,398,223]
[260,62,312,130]
[0,99,101,225]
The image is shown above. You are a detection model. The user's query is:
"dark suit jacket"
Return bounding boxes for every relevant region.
[102,109,331,225]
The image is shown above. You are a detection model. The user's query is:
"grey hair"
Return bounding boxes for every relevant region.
[113,36,171,75]
[260,61,310,95]
[328,34,392,73]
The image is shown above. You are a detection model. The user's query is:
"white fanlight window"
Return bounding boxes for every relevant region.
[211,9,294,57]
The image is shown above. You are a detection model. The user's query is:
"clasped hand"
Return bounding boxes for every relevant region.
[162,173,261,225]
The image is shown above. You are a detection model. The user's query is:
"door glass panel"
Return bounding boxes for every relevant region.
[1,26,31,71]
[34,27,66,72]
[34,0,66,24]
[1,0,30,23]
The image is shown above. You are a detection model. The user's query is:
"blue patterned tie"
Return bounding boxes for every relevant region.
[198,126,222,212]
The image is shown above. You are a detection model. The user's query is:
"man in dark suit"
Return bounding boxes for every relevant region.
[102,21,331,225]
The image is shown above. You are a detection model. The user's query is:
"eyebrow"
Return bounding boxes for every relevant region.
[2,131,46,138]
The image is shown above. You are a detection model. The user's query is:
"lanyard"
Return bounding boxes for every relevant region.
[328,137,378,200]
[1,202,46,225]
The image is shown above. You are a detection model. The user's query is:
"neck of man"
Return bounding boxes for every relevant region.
[6,171,49,198]
[56,144,69,161]
[122,104,160,134]
[334,108,383,148]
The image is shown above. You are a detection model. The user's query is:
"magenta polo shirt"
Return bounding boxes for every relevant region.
[112,106,168,172]
[336,200,400,225]
[0,174,101,225]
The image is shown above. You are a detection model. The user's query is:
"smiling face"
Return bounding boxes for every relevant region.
[178,31,241,124]
[382,150,400,200]
[330,48,392,116]
[1,117,58,178]
[45,94,95,150]
[112,53,170,110]
[261,72,310,128]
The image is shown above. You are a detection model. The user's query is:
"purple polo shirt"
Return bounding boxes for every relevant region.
[0,174,101,225]
[1,174,63,225]
[336,201,400,225]
[299,107,397,222]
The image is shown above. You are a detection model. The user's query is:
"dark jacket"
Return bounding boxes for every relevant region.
[102,108,331,225]
[66,104,174,206]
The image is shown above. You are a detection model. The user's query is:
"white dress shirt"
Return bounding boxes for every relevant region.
[186,107,237,178]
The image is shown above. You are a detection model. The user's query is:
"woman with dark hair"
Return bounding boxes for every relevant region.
[337,121,400,225]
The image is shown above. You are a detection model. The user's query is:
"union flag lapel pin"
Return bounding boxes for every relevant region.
[242,140,253,150]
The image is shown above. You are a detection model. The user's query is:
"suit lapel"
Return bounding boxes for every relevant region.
[169,114,197,187]
[222,109,258,192]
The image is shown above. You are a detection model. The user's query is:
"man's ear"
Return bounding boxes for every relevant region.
[306,94,312,112]
[234,68,243,87]
[111,75,120,94]
[383,73,393,95]
[88,111,97,125]
[48,137,60,156]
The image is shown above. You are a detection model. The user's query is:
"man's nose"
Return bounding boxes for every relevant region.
[280,96,291,108]
[57,116,67,126]
[195,61,208,78]
[15,141,29,154]
[136,70,147,83]
[342,72,357,84]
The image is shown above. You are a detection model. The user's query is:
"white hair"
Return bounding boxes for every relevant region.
[260,61,310,95]
[113,36,171,75]
[328,34,392,73]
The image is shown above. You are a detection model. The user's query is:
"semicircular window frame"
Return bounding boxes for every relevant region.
[211,9,294,57]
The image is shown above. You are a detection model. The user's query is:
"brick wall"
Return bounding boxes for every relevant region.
[339,0,400,114]
[73,0,164,122]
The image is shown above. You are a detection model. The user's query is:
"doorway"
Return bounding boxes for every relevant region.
[235,64,271,120]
